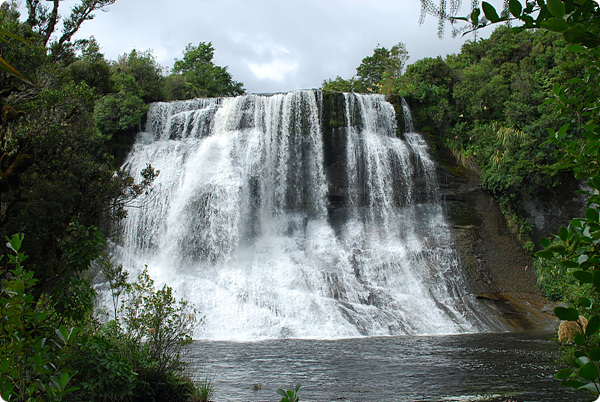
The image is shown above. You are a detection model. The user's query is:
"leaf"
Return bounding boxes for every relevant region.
[509,0,523,16]
[521,14,535,26]
[586,208,599,222]
[556,367,574,379]
[535,249,554,259]
[547,0,566,16]
[555,306,580,321]
[579,362,599,382]
[540,237,551,248]
[566,77,584,84]
[541,17,569,32]
[56,326,68,344]
[578,254,589,265]
[579,297,592,308]
[574,270,593,283]
[590,348,600,361]
[563,260,579,268]
[558,226,569,241]
[587,316,600,337]
[564,23,587,43]
[470,8,481,25]
[0,56,32,85]
[592,175,600,190]
[562,379,586,388]
[568,44,587,52]
[575,333,586,346]
[578,382,600,393]
[482,2,501,22]
[593,270,600,291]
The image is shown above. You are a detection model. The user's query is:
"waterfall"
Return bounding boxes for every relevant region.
[115,90,500,340]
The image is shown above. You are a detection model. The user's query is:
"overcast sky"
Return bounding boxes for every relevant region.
[12,0,505,94]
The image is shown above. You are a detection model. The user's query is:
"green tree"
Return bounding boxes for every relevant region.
[24,0,117,54]
[321,42,409,94]
[170,42,245,98]
[113,49,165,102]
[67,37,113,95]
[321,75,356,92]
[355,42,409,93]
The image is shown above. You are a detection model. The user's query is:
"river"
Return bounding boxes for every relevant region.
[184,331,590,402]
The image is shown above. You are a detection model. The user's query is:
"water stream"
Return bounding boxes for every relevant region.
[115,90,502,339]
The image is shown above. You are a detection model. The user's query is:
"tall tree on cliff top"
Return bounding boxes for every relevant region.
[170,42,245,98]
[421,0,600,396]
[321,42,409,94]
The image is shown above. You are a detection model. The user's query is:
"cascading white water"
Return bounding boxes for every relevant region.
[115,90,500,340]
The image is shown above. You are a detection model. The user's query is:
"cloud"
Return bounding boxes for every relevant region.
[248,58,299,81]
[230,33,299,83]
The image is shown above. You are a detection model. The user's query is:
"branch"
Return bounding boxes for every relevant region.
[42,0,60,47]
[57,0,116,49]
[24,0,41,28]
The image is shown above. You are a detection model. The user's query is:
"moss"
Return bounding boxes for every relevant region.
[321,91,347,129]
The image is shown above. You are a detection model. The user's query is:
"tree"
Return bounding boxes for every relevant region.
[321,75,356,92]
[321,42,409,94]
[24,0,116,53]
[355,42,409,93]
[113,49,165,102]
[170,42,245,98]
[67,37,113,95]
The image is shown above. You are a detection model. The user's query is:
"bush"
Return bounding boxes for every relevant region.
[1,234,202,401]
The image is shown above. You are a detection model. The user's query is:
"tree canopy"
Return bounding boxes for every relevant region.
[322,42,409,94]
[171,42,245,98]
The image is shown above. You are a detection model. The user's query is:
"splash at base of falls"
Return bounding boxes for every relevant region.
[114,90,505,340]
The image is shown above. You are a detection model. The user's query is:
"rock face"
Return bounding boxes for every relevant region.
[439,165,557,330]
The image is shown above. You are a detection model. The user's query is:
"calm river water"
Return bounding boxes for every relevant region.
[185,332,593,402]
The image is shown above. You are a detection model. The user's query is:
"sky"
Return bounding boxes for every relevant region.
[9,0,506,94]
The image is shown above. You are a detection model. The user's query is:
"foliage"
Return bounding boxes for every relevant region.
[113,49,165,102]
[276,383,301,402]
[0,26,33,84]
[0,234,201,401]
[321,75,357,92]
[24,0,116,53]
[0,234,79,401]
[66,262,200,402]
[355,42,409,93]
[321,42,409,94]
[0,3,242,401]
[117,267,197,374]
[533,45,600,395]
[94,83,149,139]
[67,38,113,96]
[170,42,245,98]
[418,0,600,396]
[0,3,46,89]
[192,377,216,402]
[396,25,577,246]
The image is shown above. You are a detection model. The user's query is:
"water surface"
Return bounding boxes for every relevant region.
[185,332,591,402]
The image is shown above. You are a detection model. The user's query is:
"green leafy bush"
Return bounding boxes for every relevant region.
[0,234,79,401]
